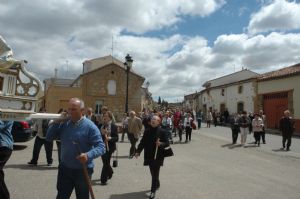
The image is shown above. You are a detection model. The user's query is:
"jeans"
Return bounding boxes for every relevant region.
[128,133,138,156]
[56,141,61,164]
[197,119,202,129]
[0,147,12,199]
[56,164,93,199]
[30,136,53,164]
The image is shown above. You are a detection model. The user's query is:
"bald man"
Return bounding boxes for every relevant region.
[279,110,295,151]
[47,98,105,199]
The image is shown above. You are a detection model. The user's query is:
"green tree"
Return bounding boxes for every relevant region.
[158,96,161,104]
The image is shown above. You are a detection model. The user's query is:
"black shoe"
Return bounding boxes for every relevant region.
[263,142,266,144]
[287,147,290,151]
[47,163,52,166]
[108,172,113,180]
[149,192,155,199]
[100,182,107,185]
[27,161,37,166]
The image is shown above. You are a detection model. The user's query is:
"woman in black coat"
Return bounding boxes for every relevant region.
[99,111,118,185]
[135,115,170,199]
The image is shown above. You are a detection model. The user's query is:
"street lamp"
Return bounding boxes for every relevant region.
[125,54,133,113]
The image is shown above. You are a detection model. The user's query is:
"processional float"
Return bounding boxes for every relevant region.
[0,35,60,121]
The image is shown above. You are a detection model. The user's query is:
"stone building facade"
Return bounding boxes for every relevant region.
[43,55,145,121]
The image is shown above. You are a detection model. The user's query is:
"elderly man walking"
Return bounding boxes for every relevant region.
[279,110,295,151]
[128,111,142,158]
[47,98,105,199]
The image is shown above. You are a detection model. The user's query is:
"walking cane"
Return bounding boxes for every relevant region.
[154,138,159,160]
[72,141,96,199]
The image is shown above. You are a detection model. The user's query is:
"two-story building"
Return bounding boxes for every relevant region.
[200,69,259,117]
[43,55,145,121]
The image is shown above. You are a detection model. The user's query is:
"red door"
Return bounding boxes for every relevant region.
[263,92,288,129]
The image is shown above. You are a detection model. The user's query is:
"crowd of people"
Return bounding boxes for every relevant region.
[0,97,297,199]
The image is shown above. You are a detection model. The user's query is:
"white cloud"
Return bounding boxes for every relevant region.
[248,0,300,34]
[1,0,300,103]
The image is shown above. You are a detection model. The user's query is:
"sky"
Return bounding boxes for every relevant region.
[1,0,300,102]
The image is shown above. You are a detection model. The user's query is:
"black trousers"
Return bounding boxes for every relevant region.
[149,163,161,192]
[121,127,128,141]
[254,131,262,144]
[30,136,53,164]
[282,133,292,148]
[185,127,192,141]
[0,147,12,199]
[128,133,138,156]
[178,128,183,141]
[262,128,266,143]
[100,151,113,183]
[231,129,239,144]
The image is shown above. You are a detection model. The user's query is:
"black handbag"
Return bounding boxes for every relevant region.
[112,144,118,167]
[163,146,174,157]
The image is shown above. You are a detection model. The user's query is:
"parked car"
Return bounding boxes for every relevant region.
[11,121,35,142]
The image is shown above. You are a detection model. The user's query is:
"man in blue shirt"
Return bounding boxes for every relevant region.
[0,120,14,199]
[47,98,105,199]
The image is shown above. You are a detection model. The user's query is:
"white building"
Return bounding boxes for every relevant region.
[200,69,259,117]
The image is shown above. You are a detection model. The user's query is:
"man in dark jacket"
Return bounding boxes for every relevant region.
[279,110,295,151]
[135,115,170,199]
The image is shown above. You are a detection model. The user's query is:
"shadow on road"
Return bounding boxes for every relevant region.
[272,148,287,152]
[117,155,130,159]
[13,145,28,151]
[109,190,149,199]
[5,164,58,170]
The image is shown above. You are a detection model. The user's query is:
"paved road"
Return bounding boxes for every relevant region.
[5,126,300,199]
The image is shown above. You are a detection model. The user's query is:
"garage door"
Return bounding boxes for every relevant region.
[263,92,288,129]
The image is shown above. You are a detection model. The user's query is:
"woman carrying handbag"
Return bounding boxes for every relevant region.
[135,115,171,199]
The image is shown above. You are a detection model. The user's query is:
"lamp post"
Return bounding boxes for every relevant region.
[125,54,133,113]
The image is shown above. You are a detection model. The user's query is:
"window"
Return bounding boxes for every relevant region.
[107,80,116,95]
[95,100,103,115]
[221,88,225,96]
[237,102,244,114]
[238,85,243,94]
[0,76,3,91]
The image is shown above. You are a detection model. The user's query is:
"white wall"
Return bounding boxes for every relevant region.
[201,81,255,115]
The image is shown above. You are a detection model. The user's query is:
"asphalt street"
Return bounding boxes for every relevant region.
[5,125,300,199]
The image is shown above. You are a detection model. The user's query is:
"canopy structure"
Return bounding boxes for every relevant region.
[0,35,43,120]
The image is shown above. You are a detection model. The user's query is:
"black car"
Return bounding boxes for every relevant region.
[12,121,35,142]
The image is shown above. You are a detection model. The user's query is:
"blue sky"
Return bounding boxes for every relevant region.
[1,0,300,102]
